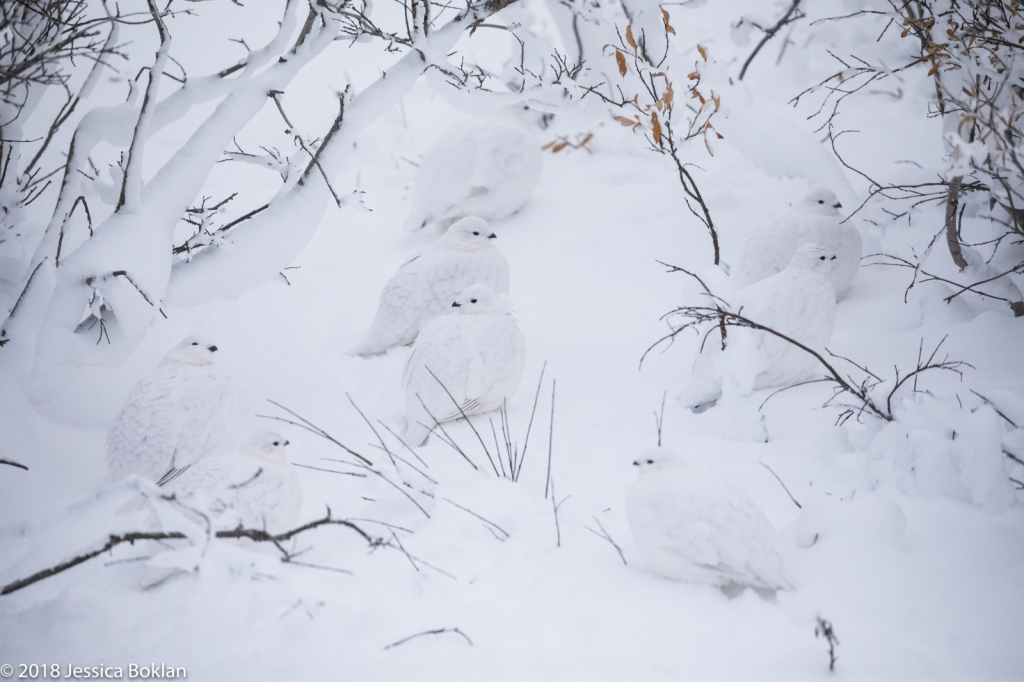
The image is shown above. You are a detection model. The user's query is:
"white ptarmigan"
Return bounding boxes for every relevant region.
[348,216,511,356]
[403,284,526,446]
[404,117,543,231]
[731,188,862,299]
[162,430,302,534]
[681,243,838,410]
[626,448,795,591]
[106,335,243,485]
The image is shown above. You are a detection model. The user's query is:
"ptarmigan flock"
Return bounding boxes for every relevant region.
[92,112,865,598]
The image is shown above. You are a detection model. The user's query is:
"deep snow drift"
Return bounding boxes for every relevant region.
[1,1,1022,680]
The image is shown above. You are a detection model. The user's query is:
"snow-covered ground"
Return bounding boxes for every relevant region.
[2,1,1023,680]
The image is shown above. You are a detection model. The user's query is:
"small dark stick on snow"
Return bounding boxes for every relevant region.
[550,481,570,548]
[0,459,28,471]
[585,517,627,566]
[815,617,839,672]
[442,497,509,539]
[384,627,473,650]
[513,362,547,482]
[759,462,802,509]
[545,379,556,498]
[653,390,666,447]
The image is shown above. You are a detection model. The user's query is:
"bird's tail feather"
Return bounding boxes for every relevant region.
[346,336,386,357]
[404,421,434,448]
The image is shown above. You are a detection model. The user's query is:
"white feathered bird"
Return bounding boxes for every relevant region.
[139,431,301,589]
[732,188,862,299]
[162,430,302,534]
[682,243,838,410]
[403,284,526,446]
[626,448,795,591]
[349,216,510,356]
[106,335,243,485]
[405,117,543,231]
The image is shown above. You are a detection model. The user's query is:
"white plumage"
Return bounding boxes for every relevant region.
[349,216,511,356]
[682,243,838,410]
[403,284,526,446]
[162,430,302,534]
[626,448,795,591]
[405,117,543,231]
[106,335,243,485]
[732,188,862,299]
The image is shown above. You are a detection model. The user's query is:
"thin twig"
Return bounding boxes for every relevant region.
[442,497,509,539]
[585,517,627,566]
[759,462,802,509]
[738,0,805,80]
[515,362,547,481]
[0,459,29,471]
[545,380,556,498]
[384,627,473,650]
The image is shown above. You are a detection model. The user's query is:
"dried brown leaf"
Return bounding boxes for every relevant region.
[652,112,662,144]
[662,7,676,35]
[626,25,637,50]
[663,83,675,106]
[616,50,627,77]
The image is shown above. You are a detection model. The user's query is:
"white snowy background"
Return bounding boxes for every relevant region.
[1,0,1023,680]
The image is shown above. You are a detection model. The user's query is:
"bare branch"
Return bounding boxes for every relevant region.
[384,627,473,650]
[1,512,375,596]
[738,0,805,81]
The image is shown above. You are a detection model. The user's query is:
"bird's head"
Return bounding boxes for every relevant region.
[450,284,511,315]
[444,216,498,249]
[798,188,843,216]
[243,430,291,462]
[788,243,838,274]
[632,448,684,475]
[166,334,220,365]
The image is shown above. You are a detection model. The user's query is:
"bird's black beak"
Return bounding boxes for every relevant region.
[833,202,842,209]
[488,233,497,239]
[207,345,218,352]
[830,255,837,260]
[284,440,290,446]
[632,460,639,466]
[451,302,461,307]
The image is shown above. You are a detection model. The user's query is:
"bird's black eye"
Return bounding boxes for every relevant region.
[191,342,198,346]
[473,231,480,235]
[272,441,280,446]
[818,200,824,204]
[819,255,826,260]
[646,459,654,464]
[471,298,478,303]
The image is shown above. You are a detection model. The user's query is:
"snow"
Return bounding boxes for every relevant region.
[1,0,1023,680]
